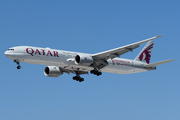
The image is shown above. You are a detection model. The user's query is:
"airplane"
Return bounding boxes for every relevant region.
[4,35,174,82]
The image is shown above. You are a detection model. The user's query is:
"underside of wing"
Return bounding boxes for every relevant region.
[59,67,89,75]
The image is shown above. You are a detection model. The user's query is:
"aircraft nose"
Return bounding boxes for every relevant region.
[4,51,8,56]
[4,50,11,57]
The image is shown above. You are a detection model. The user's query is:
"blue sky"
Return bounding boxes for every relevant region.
[0,0,179,120]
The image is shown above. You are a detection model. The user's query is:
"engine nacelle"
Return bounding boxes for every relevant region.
[44,66,63,77]
[75,54,94,66]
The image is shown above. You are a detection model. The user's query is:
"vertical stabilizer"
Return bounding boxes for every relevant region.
[134,40,154,64]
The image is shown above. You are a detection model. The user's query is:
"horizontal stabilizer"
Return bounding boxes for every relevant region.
[143,59,174,67]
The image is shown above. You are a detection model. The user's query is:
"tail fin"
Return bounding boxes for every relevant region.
[134,40,154,64]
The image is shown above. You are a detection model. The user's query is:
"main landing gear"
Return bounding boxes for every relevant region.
[14,60,21,69]
[90,62,102,76]
[90,69,102,76]
[73,76,84,82]
[73,71,84,82]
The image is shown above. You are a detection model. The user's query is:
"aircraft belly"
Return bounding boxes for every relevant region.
[22,56,92,72]
[21,55,148,74]
[64,64,92,72]
[22,56,66,66]
[101,64,147,74]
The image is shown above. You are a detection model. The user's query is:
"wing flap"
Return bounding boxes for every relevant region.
[59,67,89,75]
[143,59,174,67]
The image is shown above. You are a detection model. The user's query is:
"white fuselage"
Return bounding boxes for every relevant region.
[4,46,154,74]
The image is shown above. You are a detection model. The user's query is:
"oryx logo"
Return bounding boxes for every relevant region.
[85,57,87,60]
[139,43,154,64]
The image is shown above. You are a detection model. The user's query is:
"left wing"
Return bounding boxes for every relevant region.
[92,35,163,60]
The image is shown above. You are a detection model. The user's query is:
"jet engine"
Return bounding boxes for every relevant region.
[75,54,94,66]
[44,66,63,77]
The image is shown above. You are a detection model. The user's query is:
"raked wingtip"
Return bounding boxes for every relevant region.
[156,35,164,38]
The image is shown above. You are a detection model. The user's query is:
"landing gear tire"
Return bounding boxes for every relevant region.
[90,70,94,74]
[97,72,102,76]
[90,70,102,76]
[81,78,84,81]
[17,65,21,69]
[72,76,84,82]
[79,78,84,82]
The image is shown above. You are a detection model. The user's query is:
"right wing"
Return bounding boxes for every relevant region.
[92,35,163,60]
[91,35,163,69]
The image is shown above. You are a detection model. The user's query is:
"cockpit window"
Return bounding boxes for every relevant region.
[8,49,14,51]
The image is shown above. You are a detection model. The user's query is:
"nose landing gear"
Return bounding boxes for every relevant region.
[14,60,21,69]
